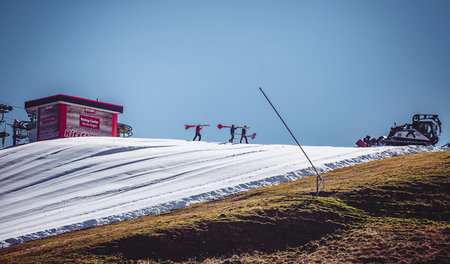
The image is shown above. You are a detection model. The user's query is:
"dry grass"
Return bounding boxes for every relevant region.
[0,151,448,263]
[213,218,448,264]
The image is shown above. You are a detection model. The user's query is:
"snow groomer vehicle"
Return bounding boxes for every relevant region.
[357,114,442,147]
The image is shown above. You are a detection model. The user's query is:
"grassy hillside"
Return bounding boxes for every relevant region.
[0,151,448,263]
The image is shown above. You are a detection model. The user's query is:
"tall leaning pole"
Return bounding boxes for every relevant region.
[258,87,325,196]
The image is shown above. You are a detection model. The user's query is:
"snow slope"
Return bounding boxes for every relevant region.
[0,137,442,247]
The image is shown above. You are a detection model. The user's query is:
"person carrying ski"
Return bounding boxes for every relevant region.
[193,124,208,141]
[239,125,249,144]
[229,124,236,143]
[363,135,371,146]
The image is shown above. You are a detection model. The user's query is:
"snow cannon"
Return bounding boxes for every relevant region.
[117,123,133,137]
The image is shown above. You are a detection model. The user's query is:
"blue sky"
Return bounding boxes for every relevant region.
[1,0,449,147]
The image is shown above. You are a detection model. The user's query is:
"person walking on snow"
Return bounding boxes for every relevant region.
[229,124,236,143]
[193,124,208,141]
[239,125,249,144]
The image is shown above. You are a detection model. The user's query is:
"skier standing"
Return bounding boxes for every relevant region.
[193,124,208,141]
[239,125,249,144]
[229,124,236,143]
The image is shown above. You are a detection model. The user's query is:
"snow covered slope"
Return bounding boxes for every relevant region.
[0,137,441,247]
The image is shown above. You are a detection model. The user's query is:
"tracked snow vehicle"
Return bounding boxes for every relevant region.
[357,114,442,147]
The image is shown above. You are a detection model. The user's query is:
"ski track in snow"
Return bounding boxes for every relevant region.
[0,137,444,247]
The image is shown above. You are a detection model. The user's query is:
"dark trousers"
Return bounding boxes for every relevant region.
[193,132,201,141]
[240,135,248,144]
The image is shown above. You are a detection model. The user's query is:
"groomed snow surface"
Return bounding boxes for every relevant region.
[0,137,443,247]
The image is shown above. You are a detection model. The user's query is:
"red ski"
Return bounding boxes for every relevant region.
[244,133,257,140]
[185,124,209,130]
[218,124,251,130]
[217,124,232,129]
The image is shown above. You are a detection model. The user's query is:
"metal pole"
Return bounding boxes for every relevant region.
[259,87,325,196]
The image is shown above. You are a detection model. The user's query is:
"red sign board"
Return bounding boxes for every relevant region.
[42,116,56,124]
[84,108,96,114]
[79,115,100,130]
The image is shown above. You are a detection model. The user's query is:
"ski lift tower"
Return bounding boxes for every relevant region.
[24,94,123,142]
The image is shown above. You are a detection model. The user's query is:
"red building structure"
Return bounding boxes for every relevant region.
[25,94,123,142]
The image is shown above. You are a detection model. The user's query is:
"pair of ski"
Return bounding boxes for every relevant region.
[184,124,209,130]
[184,124,257,140]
